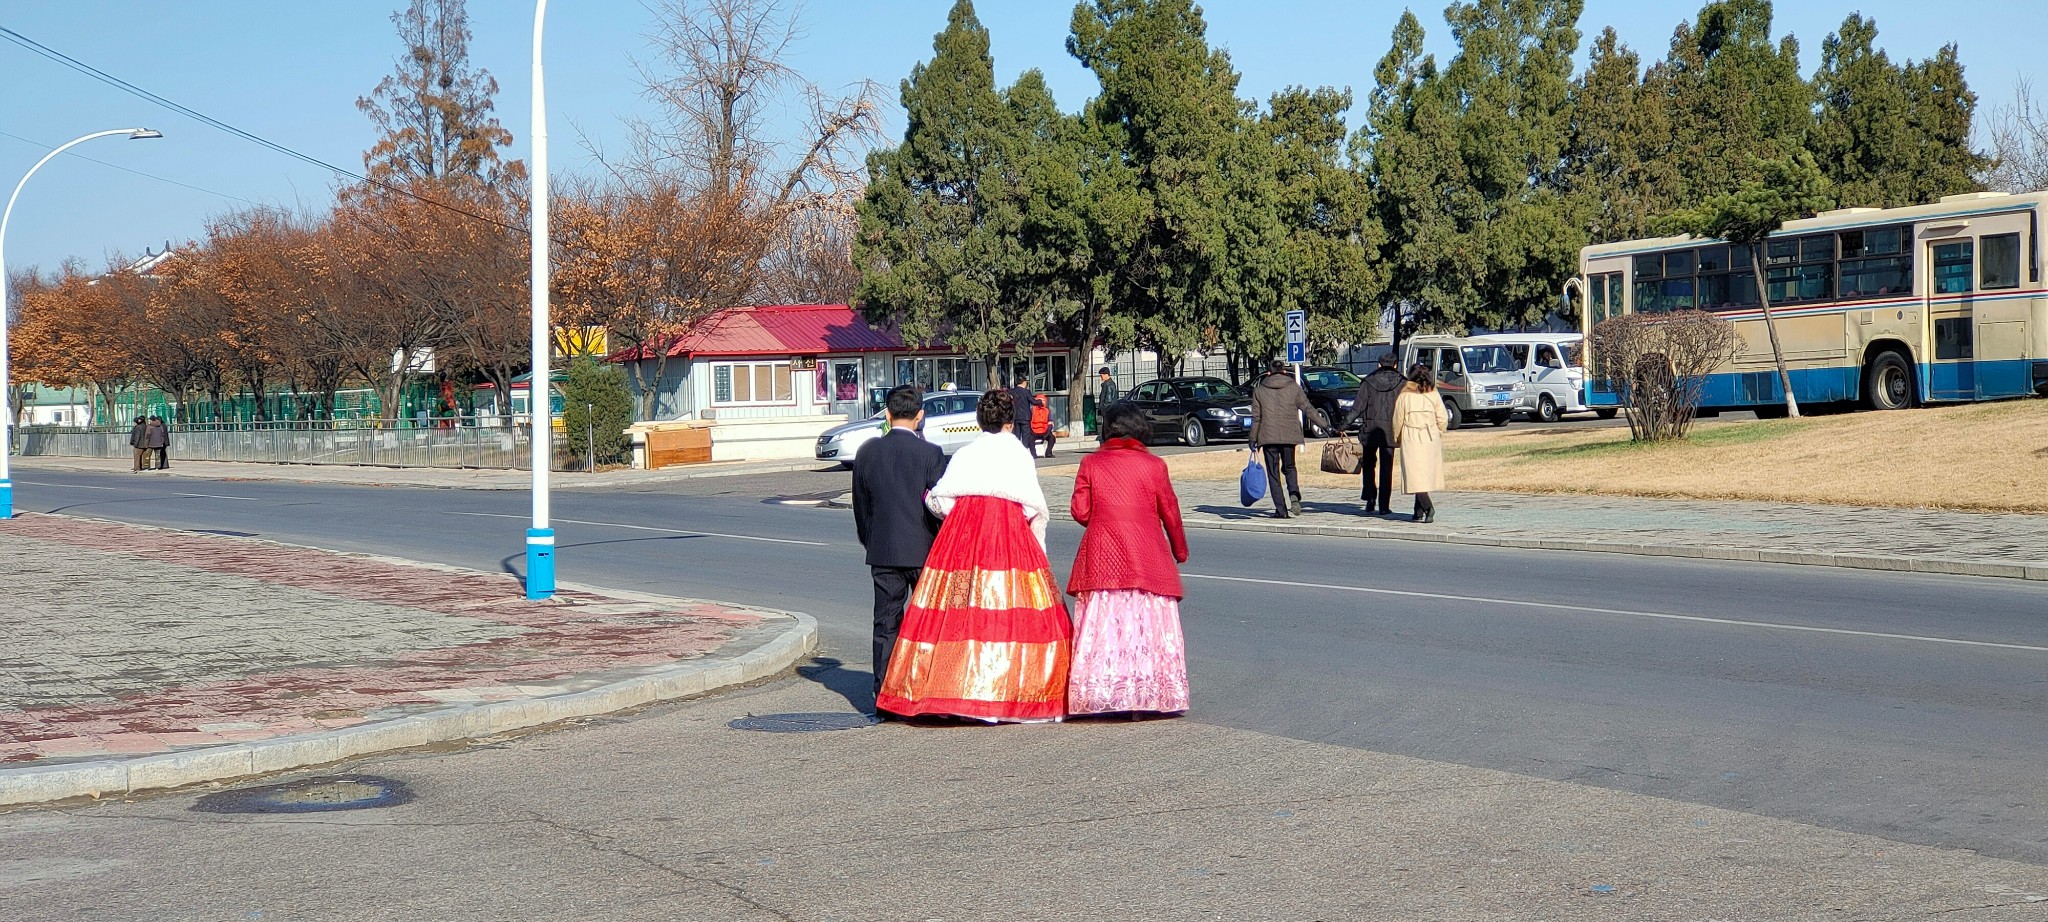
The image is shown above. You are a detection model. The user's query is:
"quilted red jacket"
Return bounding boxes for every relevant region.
[1065,439,1190,599]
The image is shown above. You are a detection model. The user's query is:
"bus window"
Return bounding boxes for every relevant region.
[1982,234,2021,290]
[1606,274,1624,316]
[1589,274,1608,322]
[1933,241,1974,294]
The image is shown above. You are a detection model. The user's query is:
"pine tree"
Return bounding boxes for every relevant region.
[1565,28,1675,244]
[1068,0,1250,367]
[1810,15,1910,207]
[1649,0,1810,204]
[854,0,1038,388]
[1898,44,1990,204]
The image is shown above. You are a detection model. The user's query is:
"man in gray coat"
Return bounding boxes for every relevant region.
[144,416,170,470]
[1341,352,1406,515]
[1248,359,1327,518]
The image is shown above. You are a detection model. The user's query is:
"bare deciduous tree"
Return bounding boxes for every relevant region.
[1981,77,2048,193]
[1591,311,1741,442]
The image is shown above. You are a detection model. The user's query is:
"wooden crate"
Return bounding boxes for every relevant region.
[646,427,712,469]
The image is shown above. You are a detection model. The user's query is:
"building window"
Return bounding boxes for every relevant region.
[713,361,794,404]
[1981,233,2022,290]
[1933,241,1974,295]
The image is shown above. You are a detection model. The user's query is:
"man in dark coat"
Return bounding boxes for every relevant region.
[129,418,150,472]
[1008,374,1037,458]
[850,385,948,710]
[144,416,170,470]
[1342,352,1406,515]
[1248,359,1327,518]
[1094,368,1120,443]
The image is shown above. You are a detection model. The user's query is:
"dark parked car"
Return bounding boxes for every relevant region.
[1124,377,1253,446]
[1238,366,1364,437]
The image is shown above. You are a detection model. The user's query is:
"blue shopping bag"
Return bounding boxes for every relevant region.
[1239,449,1268,506]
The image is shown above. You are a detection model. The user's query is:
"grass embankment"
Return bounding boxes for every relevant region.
[1148,399,2048,513]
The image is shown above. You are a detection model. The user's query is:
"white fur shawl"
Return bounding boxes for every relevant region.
[926,431,1050,549]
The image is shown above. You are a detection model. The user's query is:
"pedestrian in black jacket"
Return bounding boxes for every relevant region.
[1008,375,1037,458]
[1341,353,1406,515]
[851,385,949,707]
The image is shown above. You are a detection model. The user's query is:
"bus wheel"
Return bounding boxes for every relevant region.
[1864,351,1915,411]
[1594,408,1618,420]
[1442,398,1464,430]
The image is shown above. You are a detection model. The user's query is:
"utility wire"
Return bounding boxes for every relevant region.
[0,128,275,209]
[0,25,544,242]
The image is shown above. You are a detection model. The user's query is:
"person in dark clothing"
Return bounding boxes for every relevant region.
[850,385,949,710]
[1247,359,1327,519]
[1008,375,1038,458]
[1340,352,1406,515]
[1094,367,1121,444]
[144,416,170,470]
[129,418,151,472]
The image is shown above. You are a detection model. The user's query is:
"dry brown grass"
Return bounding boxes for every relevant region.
[1143,400,2048,513]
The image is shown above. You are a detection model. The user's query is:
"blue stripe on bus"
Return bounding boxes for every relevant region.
[1585,358,2041,408]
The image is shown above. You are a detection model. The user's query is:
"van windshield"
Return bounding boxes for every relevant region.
[1459,345,1518,375]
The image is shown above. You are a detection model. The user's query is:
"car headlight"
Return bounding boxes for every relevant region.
[1203,408,1232,419]
[1337,397,1355,407]
[1512,382,1527,392]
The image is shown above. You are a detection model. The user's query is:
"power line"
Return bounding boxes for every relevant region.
[0,128,275,209]
[0,25,540,241]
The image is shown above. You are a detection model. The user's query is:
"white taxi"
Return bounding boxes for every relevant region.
[814,390,985,468]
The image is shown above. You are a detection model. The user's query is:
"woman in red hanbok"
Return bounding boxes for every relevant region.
[1064,402,1190,715]
[876,389,1071,722]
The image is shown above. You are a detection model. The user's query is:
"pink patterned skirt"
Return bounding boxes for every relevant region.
[1066,589,1189,715]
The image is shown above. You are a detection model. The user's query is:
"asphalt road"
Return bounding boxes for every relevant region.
[12,466,2048,868]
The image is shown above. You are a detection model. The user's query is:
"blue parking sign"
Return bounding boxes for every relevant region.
[1286,341,1305,364]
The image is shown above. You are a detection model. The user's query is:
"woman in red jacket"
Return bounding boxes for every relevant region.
[1065,402,1192,716]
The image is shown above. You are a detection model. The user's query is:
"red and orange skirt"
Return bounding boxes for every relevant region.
[876,495,1071,722]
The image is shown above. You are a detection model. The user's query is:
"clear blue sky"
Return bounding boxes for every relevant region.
[2,0,2037,276]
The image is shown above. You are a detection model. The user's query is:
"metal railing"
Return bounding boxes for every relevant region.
[13,416,563,470]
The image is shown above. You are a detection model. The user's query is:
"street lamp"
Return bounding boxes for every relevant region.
[525,0,555,599]
[0,127,163,520]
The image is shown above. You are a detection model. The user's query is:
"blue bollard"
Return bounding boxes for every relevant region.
[0,479,12,519]
[525,527,555,600]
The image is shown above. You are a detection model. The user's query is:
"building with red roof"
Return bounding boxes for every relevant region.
[610,303,1079,461]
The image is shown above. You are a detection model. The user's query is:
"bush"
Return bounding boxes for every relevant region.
[560,357,635,466]
[1591,311,1740,442]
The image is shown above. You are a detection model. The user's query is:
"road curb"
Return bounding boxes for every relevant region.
[1157,514,2044,581]
[835,492,2042,581]
[0,579,818,809]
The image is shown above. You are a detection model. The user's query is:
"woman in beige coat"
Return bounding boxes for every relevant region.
[1391,364,1449,523]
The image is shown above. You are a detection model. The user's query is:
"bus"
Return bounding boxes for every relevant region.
[1579,191,2048,415]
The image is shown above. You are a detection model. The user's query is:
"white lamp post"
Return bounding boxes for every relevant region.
[525,0,555,598]
[0,127,162,520]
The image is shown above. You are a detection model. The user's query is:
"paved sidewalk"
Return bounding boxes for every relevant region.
[1031,473,2048,580]
[0,513,814,803]
[11,454,832,490]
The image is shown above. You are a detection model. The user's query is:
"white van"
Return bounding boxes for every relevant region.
[1400,336,1527,429]
[1469,333,1612,423]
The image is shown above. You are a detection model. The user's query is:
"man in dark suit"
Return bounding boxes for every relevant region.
[1008,374,1037,457]
[851,385,948,710]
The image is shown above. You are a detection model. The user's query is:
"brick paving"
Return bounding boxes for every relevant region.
[1039,473,2048,571]
[0,513,772,769]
